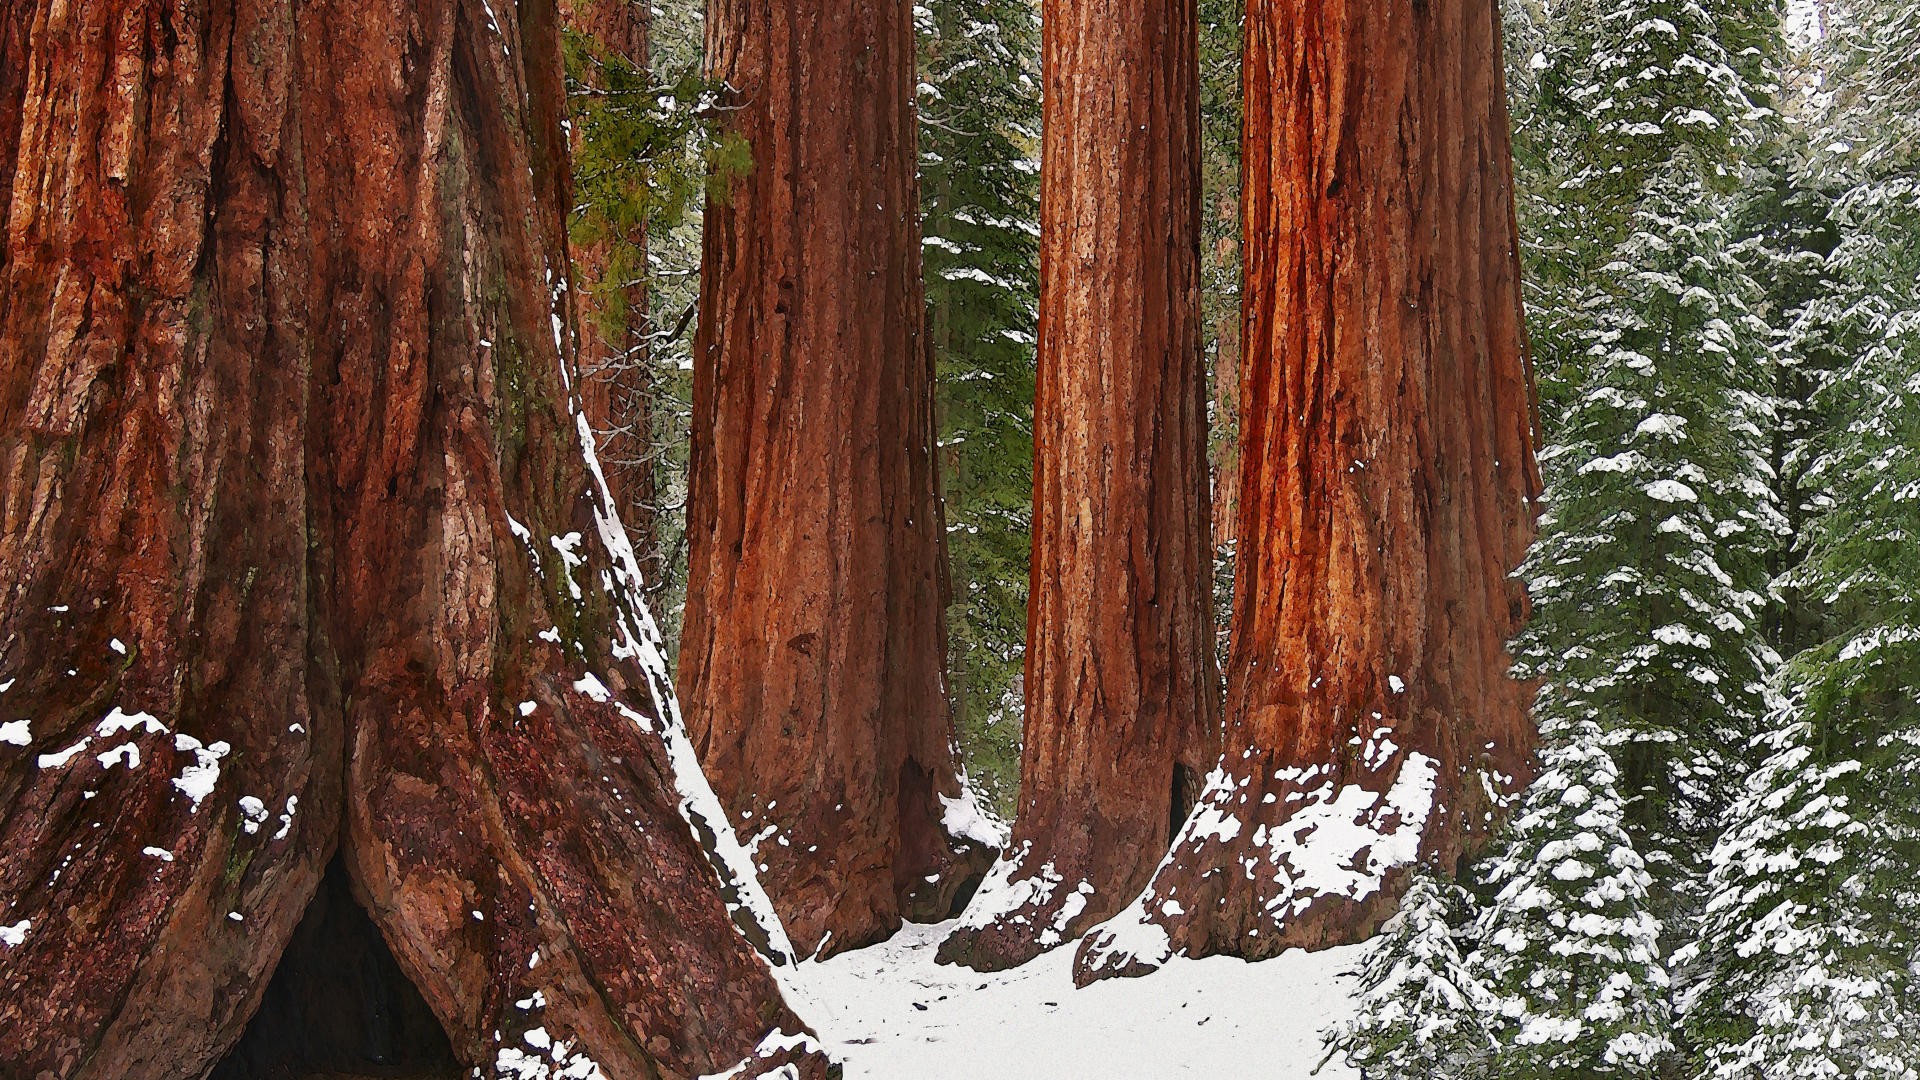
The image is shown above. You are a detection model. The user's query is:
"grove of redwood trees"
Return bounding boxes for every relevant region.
[681,0,995,957]
[1076,0,1541,982]
[935,0,1221,971]
[0,2,825,1078]
[0,0,1551,1067]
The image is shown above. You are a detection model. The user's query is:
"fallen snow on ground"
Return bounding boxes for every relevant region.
[779,919,1363,1079]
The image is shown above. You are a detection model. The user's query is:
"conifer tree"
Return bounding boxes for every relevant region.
[917,0,1042,811]
[1502,0,1784,906]
[1473,718,1675,1076]
[1324,873,1496,1080]
[682,0,996,955]
[1680,4,1920,1072]
[1075,0,1540,981]
[1733,154,1844,659]
[938,0,1220,972]
[0,2,828,1073]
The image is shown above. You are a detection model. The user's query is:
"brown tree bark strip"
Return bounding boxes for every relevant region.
[935,0,1220,972]
[562,0,661,579]
[1211,191,1244,552]
[1076,0,1541,983]
[683,0,995,956]
[0,3,828,1078]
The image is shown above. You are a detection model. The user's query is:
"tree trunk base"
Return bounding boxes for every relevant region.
[1073,710,1523,985]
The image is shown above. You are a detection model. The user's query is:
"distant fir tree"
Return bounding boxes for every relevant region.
[632,0,713,651]
[917,0,1041,812]
[563,2,744,628]
[1680,2,1920,1074]
[557,0,734,653]
[1729,145,1844,660]
[1323,873,1495,1080]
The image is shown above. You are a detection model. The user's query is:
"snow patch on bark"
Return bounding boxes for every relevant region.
[493,1036,606,1079]
[237,796,269,834]
[1253,754,1439,919]
[271,795,298,840]
[955,842,1052,930]
[950,838,1097,952]
[25,706,233,814]
[170,734,230,810]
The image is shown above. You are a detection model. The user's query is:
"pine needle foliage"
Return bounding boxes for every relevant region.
[917,0,1041,812]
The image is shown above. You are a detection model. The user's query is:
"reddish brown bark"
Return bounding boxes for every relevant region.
[562,0,660,576]
[934,0,1219,972]
[1211,193,1244,552]
[0,3,826,1078]
[680,0,996,958]
[1076,0,1540,983]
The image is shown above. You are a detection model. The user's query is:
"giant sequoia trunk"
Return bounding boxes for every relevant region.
[1076,0,1541,983]
[562,0,660,575]
[683,0,995,956]
[935,0,1220,972]
[0,3,827,1078]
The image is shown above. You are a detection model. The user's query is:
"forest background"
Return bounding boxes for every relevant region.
[568,0,1920,1073]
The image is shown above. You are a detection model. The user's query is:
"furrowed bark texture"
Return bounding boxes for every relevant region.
[1076,0,1541,983]
[684,0,994,956]
[562,0,660,576]
[935,0,1220,972]
[0,3,827,1078]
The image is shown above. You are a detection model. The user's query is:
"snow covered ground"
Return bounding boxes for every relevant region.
[778,919,1364,1079]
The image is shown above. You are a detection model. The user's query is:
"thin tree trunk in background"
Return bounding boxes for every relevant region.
[1077,0,1541,983]
[562,0,662,588]
[936,0,1220,972]
[1211,195,1243,551]
[0,3,824,1077]
[685,0,995,957]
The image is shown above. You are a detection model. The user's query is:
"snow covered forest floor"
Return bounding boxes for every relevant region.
[778,920,1363,1079]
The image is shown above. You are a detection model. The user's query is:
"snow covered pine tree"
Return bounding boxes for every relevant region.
[1681,1,1920,1072]
[1322,871,1498,1080]
[1366,0,1787,1072]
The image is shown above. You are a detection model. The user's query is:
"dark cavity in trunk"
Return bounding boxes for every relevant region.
[210,857,458,1080]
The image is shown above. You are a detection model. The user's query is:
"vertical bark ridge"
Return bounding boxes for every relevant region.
[683,0,995,957]
[0,3,829,1077]
[935,0,1220,972]
[1075,0,1540,984]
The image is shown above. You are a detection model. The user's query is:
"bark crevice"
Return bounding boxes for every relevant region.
[210,856,460,1080]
